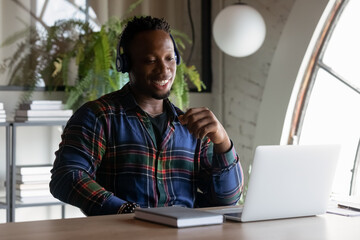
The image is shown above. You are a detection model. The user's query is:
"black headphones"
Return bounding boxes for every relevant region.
[116,33,181,73]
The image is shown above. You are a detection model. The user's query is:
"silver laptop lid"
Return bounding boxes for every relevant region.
[241,144,340,222]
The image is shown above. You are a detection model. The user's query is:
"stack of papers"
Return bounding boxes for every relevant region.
[327,196,360,217]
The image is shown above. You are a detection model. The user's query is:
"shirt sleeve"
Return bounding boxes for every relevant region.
[49,104,126,216]
[196,139,244,207]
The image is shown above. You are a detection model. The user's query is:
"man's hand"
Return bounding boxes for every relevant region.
[178,107,231,153]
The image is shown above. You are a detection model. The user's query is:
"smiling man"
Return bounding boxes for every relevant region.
[50,16,243,216]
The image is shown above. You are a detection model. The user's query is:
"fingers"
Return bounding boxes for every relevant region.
[179,107,223,142]
[179,107,211,129]
[179,107,212,125]
[189,119,218,140]
[179,107,231,152]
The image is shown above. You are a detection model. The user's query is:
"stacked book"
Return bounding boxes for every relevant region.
[134,206,224,228]
[0,102,6,122]
[14,100,73,122]
[16,165,59,204]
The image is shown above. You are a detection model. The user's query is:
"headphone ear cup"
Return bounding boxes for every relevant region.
[116,54,130,73]
[174,48,180,65]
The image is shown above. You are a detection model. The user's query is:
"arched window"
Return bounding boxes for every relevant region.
[288,0,360,198]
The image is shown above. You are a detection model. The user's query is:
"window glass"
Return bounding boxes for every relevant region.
[35,0,99,31]
[322,0,360,89]
[299,69,360,196]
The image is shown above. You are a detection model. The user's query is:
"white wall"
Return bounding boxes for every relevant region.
[254,0,331,148]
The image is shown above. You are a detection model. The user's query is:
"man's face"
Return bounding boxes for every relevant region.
[128,30,177,100]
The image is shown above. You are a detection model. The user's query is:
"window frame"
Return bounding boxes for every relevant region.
[288,0,360,196]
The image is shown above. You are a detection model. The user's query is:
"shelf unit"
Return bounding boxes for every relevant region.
[0,122,11,222]
[3,121,68,222]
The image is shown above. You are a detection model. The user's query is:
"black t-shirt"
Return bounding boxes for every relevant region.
[148,111,168,147]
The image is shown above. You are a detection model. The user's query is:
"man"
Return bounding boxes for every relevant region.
[50,16,243,216]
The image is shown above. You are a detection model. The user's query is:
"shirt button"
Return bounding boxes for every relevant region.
[158,181,162,184]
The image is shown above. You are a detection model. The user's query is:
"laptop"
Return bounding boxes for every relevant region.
[211,144,340,222]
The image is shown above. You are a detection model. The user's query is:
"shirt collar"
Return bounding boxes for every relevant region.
[117,83,181,122]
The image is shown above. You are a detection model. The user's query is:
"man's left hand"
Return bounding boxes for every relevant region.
[178,107,231,153]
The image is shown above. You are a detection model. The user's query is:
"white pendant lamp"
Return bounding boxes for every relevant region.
[213,3,266,57]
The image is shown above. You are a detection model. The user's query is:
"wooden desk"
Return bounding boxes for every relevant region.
[0,213,359,240]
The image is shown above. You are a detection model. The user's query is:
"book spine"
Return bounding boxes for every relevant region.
[16,196,59,204]
[19,104,65,110]
[16,165,52,175]
[16,183,50,190]
[16,189,51,197]
[16,174,51,183]
[28,100,63,105]
[15,117,70,122]
[15,109,73,117]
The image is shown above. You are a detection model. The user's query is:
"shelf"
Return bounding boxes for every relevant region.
[0,124,10,222]
[2,121,67,222]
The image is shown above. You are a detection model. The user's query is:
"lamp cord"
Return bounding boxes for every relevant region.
[186,0,195,64]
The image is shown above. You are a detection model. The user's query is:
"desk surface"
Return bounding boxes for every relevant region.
[0,213,359,240]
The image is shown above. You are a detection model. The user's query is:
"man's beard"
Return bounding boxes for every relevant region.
[152,90,171,100]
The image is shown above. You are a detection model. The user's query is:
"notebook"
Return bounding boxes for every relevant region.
[213,144,341,222]
[134,206,224,228]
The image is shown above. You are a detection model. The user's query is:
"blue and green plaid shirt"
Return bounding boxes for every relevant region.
[50,83,243,216]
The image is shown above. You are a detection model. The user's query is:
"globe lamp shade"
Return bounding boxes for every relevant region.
[213,4,266,57]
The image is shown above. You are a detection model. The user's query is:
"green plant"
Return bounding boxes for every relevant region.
[0,1,205,111]
[239,164,252,205]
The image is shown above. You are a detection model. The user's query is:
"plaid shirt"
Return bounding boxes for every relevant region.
[50,84,243,216]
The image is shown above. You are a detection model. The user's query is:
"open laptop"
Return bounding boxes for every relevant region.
[210,144,341,222]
